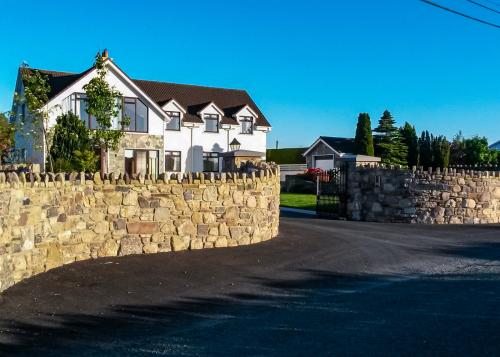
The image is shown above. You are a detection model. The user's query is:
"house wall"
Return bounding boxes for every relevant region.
[0,168,281,293]
[14,66,166,171]
[109,134,164,175]
[305,141,338,168]
[164,104,266,173]
[11,72,45,167]
[13,65,268,174]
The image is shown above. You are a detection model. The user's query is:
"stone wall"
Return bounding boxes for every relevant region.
[109,133,164,175]
[348,167,500,224]
[0,169,280,293]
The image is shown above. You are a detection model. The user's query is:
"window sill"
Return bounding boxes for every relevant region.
[123,130,149,134]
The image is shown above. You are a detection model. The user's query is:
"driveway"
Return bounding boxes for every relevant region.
[1,212,500,356]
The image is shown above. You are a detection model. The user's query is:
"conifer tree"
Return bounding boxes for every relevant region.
[373,110,407,165]
[431,135,450,168]
[418,131,433,169]
[354,113,374,156]
[400,122,419,167]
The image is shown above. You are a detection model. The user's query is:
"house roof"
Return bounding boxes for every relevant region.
[319,137,356,154]
[302,136,356,157]
[219,150,265,157]
[339,154,381,162]
[20,67,92,100]
[489,140,500,150]
[20,66,270,127]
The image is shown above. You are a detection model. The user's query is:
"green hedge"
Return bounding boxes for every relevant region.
[266,148,307,164]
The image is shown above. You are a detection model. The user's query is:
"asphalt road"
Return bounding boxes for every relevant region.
[1,212,500,356]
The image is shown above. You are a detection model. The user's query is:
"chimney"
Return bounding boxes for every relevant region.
[102,49,109,59]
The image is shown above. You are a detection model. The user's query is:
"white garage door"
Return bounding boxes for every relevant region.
[314,155,334,171]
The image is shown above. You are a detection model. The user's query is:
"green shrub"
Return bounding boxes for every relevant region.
[53,158,73,173]
[73,150,98,172]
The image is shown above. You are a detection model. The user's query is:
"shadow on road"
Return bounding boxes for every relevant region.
[1,267,500,356]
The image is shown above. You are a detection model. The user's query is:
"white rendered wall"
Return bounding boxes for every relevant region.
[164,103,267,173]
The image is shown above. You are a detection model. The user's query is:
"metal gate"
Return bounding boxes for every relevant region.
[316,164,349,219]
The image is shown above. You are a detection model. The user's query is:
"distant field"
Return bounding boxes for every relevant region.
[280,193,316,211]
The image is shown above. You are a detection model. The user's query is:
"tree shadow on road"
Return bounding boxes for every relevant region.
[1,268,500,356]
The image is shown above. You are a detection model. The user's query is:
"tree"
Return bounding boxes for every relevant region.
[400,122,419,167]
[463,136,493,166]
[0,112,15,163]
[490,149,499,167]
[72,149,98,172]
[431,135,450,168]
[354,113,374,156]
[50,112,91,163]
[83,52,129,175]
[50,112,97,172]
[373,110,407,165]
[449,132,466,165]
[418,131,432,169]
[17,69,54,171]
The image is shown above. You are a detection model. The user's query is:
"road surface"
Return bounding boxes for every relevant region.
[0,211,499,356]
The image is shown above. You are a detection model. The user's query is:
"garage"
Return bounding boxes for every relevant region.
[313,155,334,171]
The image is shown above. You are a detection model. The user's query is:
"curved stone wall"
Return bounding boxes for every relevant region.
[348,167,500,224]
[0,169,280,293]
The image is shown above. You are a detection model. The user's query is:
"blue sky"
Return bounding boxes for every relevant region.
[0,0,499,148]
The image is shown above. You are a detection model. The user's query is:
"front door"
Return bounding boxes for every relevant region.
[124,149,158,178]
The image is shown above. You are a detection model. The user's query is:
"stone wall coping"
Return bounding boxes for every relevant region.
[353,165,500,179]
[0,167,281,189]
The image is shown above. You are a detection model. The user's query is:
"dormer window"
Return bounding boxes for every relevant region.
[204,114,219,133]
[240,116,253,134]
[166,111,181,131]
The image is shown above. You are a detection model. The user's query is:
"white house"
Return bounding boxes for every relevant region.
[11,50,271,176]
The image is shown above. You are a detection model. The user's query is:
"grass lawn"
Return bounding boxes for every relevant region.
[280,193,316,211]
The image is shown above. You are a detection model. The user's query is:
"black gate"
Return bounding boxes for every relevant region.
[316,164,349,219]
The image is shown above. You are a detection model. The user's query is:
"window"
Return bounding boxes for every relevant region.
[204,114,219,133]
[165,151,181,172]
[73,93,97,129]
[240,116,253,134]
[65,93,122,130]
[166,111,181,131]
[203,152,219,172]
[123,97,148,133]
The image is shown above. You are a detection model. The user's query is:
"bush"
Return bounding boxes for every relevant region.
[297,168,324,182]
[53,158,73,173]
[283,175,316,194]
[73,150,98,172]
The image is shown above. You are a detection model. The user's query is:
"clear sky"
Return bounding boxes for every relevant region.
[0,0,499,148]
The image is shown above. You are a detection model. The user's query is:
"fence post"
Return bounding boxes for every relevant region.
[316,174,320,196]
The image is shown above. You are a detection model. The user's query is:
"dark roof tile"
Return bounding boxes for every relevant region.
[133,79,270,126]
[319,136,356,154]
